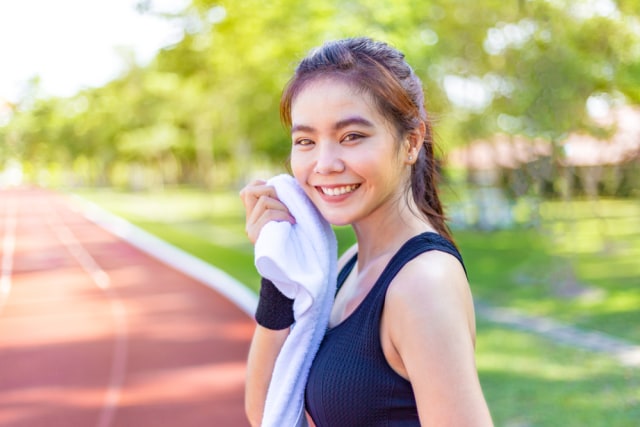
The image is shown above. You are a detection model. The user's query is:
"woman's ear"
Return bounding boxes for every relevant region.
[404,122,426,164]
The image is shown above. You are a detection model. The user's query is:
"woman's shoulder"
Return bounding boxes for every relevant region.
[405,248,465,280]
[386,249,470,313]
[384,248,476,347]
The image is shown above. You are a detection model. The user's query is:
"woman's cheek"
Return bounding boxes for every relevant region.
[290,153,309,183]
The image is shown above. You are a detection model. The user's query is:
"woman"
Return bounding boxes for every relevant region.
[241,37,493,426]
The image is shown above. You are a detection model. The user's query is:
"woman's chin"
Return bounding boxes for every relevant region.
[316,210,352,227]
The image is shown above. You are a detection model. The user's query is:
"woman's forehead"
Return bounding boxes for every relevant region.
[291,79,380,123]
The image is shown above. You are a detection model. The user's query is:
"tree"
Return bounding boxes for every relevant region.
[2,0,638,190]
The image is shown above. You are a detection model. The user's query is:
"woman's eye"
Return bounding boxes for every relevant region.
[342,133,363,143]
[294,138,314,146]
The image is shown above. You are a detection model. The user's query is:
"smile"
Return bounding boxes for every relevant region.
[319,184,360,196]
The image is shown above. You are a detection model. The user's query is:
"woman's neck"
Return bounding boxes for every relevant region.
[351,193,436,269]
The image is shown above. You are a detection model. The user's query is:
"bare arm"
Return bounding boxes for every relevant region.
[384,251,493,426]
[245,325,290,426]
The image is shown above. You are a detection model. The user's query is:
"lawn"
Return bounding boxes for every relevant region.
[455,198,640,343]
[71,187,639,426]
[476,318,639,426]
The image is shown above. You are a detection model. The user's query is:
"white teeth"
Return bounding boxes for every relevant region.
[320,184,359,196]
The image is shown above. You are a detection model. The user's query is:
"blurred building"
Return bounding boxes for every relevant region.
[446,105,640,229]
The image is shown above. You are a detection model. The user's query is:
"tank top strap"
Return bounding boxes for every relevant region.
[369,231,466,303]
[336,253,358,292]
[336,232,465,295]
[385,232,466,280]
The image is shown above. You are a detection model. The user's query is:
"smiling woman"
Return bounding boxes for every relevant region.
[240,37,493,427]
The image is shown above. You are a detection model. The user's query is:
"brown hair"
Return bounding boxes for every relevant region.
[280,37,454,244]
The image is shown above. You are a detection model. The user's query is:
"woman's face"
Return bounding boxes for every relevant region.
[289,78,410,226]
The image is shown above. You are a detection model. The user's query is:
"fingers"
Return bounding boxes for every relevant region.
[239,180,272,218]
[247,194,291,225]
[246,200,294,244]
[239,180,296,244]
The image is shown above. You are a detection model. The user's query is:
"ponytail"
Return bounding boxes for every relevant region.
[410,120,456,246]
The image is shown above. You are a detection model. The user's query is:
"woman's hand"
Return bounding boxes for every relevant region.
[239,179,296,244]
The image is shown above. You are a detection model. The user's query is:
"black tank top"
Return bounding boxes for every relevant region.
[305,232,466,426]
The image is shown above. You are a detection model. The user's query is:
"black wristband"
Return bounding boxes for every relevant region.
[255,277,295,330]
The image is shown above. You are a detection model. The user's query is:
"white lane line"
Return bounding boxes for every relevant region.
[70,194,258,315]
[44,201,128,427]
[1,201,17,315]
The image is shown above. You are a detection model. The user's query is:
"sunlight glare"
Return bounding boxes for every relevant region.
[0,0,186,103]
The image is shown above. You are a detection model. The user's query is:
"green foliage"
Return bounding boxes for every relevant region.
[2,0,640,187]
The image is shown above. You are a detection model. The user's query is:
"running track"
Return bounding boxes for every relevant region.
[0,187,254,427]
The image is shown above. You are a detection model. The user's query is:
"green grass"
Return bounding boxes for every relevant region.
[455,198,640,342]
[72,187,640,426]
[476,319,639,426]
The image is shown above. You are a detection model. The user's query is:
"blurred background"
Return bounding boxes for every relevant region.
[1,0,639,425]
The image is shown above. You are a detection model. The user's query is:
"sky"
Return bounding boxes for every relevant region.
[0,0,188,103]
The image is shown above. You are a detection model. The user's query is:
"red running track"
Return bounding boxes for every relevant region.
[0,187,253,427]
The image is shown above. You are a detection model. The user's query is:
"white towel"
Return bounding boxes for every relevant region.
[254,174,337,427]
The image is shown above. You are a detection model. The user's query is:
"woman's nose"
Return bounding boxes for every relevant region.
[313,143,345,175]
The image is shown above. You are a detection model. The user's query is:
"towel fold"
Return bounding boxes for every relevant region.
[255,174,337,427]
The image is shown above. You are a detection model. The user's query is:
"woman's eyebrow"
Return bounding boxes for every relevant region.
[334,116,374,130]
[290,124,315,134]
[291,116,374,135]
